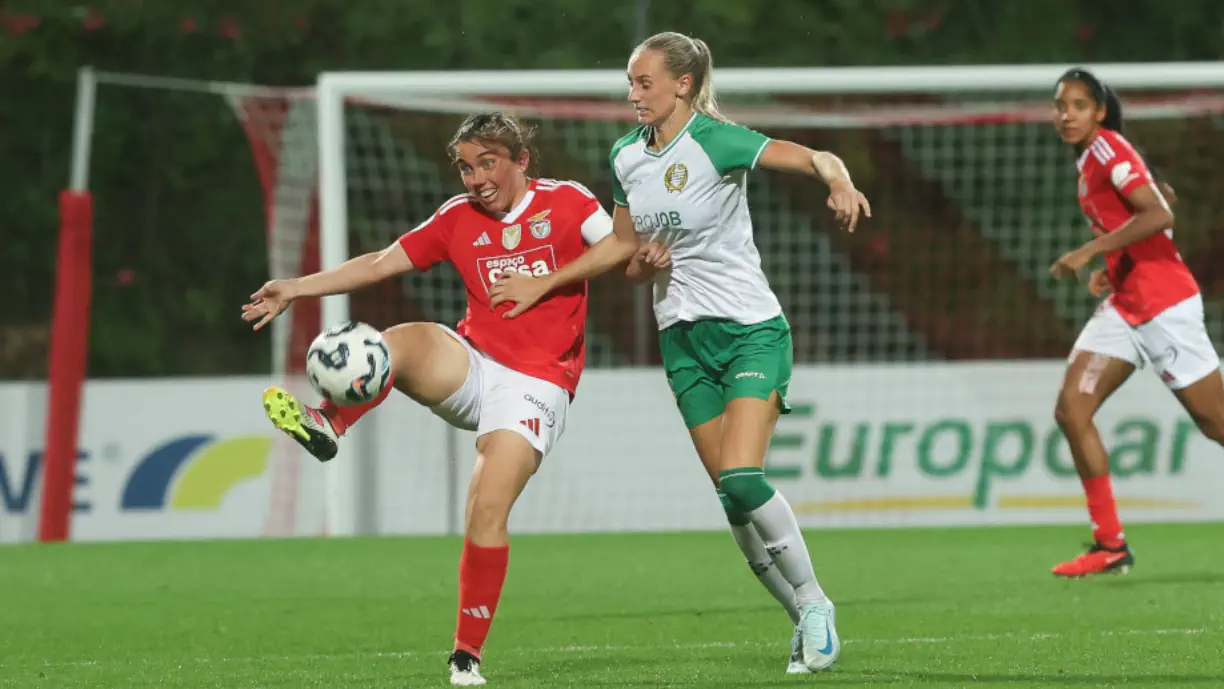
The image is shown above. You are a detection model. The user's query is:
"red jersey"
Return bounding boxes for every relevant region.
[1076,129,1198,324]
[397,178,612,397]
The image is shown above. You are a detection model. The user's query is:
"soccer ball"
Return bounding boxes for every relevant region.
[305,321,392,406]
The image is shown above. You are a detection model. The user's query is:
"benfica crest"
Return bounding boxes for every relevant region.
[502,224,522,250]
[527,209,552,239]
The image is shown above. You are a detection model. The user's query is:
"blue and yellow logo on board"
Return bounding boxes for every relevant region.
[121,435,271,510]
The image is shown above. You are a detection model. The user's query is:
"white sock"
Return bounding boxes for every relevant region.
[745,491,827,607]
[729,523,800,624]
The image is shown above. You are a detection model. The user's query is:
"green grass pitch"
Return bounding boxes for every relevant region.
[3,523,1223,688]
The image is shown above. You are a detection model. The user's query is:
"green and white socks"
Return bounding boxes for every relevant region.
[720,488,801,624]
[718,467,826,609]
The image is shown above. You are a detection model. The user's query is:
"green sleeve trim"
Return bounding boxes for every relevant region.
[609,126,646,207]
[690,114,772,175]
[611,173,627,206]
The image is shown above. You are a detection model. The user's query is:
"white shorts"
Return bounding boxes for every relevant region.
[429,324,569,457]
[1071,294,1221,390]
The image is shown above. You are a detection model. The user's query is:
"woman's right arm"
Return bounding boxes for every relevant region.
[291,241,415,298]
[244,241,415,330]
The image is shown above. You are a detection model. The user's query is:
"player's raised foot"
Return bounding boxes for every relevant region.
[1052,541,1135,578]
[448,650,487,686]
[787,625,812,674]
[799,599,840,672]
[261,386,339,462]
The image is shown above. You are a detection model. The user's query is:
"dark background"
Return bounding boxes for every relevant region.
[4,0,1222,378]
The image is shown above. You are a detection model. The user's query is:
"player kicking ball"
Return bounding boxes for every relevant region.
[1048,68,1224,577]
[242,113,616,685]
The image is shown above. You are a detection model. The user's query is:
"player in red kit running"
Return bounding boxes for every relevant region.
[241,113,614,685]
[1049,68,1224,578]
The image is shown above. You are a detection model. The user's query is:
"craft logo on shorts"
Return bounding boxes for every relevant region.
[528,209,552,239]
[664,163,689,193]
[502,223,522,250]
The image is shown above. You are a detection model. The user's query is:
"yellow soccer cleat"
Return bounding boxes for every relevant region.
[262,386,339,462]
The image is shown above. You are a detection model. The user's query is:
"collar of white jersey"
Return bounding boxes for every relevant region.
[645,112,699,157]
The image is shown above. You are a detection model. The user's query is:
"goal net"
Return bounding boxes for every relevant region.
[46,64,1224,543]
[311,66,1224,364]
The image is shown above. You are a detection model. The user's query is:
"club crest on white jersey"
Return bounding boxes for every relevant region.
[664,163,689,193]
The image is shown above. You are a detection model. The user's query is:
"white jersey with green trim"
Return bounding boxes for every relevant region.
[610,112,782,330]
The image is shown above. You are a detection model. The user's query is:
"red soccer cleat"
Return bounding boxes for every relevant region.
[1052,541,1135,578]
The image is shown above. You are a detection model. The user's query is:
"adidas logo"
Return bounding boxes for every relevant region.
[520,418,540,435]
[462,605,492,619]
[473,232,491,247]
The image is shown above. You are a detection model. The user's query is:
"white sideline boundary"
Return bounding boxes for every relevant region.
[4,627,1210,670]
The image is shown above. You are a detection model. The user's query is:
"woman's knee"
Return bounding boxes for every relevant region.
[382,323,470,406]
[465,493,512,544]
[1054,388,1095,432]
[465,471,518,545]
[465,431,539,545]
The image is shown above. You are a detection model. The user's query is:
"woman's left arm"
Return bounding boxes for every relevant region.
[758,140,872,232]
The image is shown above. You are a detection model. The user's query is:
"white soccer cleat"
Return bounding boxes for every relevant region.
[449,650,487,686]
[799,599,840,671]
[787,625,812,674]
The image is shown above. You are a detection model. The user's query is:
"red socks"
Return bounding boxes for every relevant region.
[320,374,394,435]
[454,539,510,658]
[1083,475,1125,547]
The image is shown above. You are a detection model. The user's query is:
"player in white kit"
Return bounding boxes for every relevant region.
[488,32,870,674]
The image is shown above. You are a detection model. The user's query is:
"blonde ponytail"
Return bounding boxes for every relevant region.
[636,32,730,123]
[688,38,726,122]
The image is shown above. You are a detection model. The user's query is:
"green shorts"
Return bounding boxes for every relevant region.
[659,315,793,429]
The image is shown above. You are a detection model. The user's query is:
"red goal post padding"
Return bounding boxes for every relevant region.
[39,190,93,542]
[35,89,322,542]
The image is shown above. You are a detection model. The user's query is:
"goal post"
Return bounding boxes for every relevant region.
[310,60,1224,535]
[316,61,1224,96]
[44,68,333,542]
[308,57,1224,345]
[39,68,98,542]
[44,61,1224,542]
